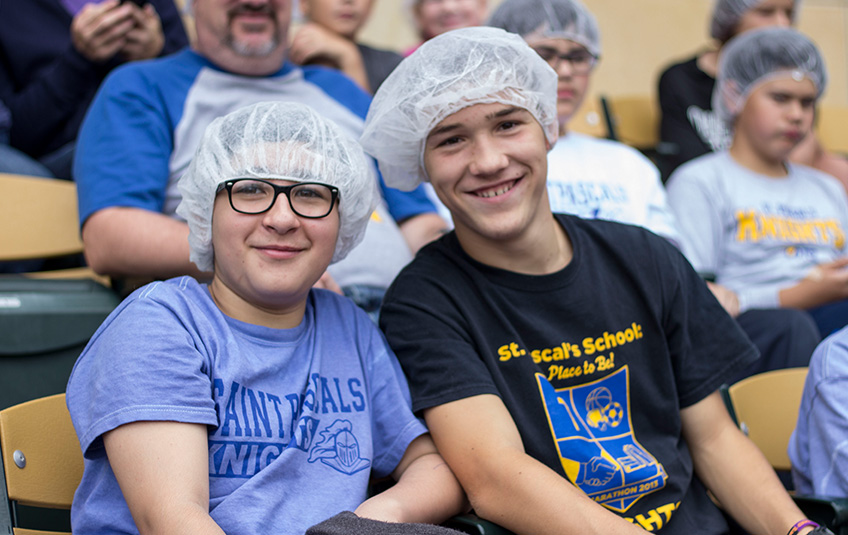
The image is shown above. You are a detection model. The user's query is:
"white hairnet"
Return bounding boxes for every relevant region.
[487,0,601,58]
[713,27,826,127]
[176,101,379,272]
[360,26,558,192]
[710,0,801,42]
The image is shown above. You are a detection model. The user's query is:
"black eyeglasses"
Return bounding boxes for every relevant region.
[219,179,339,218]
[532,47,597,74]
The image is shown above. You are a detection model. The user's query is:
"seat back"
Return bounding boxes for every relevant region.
[0,174,84,263]
[604,95,660,150]
[725,367,808,471]
[0,173,110,284]
[0,394,82,534]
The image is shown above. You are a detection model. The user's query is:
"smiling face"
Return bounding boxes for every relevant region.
[300,0,373,39]
[413,0,487,40]
[732,0,794,38]
[423,102,552,252]
[193,0,292,75]
[731,75,817,175]
[525,37,594,128]
[209,178,340,327]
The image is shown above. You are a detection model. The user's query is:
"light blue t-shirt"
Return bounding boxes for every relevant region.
[66,277,426,535]
[667,152,848,312]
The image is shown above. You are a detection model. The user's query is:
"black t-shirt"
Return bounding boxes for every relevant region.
[657,56,731,180]
[381,214,758,534]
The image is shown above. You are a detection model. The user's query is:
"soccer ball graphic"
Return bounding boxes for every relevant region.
[585,387,623,431]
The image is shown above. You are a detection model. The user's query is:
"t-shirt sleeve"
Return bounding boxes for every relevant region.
[666,161,724,277]
[74,65,175,226]
[66,285,218,457]
[363,326,429,477]
[656,238,759,407]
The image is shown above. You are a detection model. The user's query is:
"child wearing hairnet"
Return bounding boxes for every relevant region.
[362,26,827,535]
[667,28,848,338]
[492,0,818,387]
[658,0,848,185]
[65,101,467,535]
[488,0,679,244]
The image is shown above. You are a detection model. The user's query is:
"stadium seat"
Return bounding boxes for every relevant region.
[722,368,848,535]
[0,394,81,534]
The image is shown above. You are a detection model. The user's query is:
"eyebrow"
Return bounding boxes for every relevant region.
[427,106,526,140]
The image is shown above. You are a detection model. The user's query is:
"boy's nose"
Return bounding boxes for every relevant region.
[262,194,301,232]
[469,137,509,176]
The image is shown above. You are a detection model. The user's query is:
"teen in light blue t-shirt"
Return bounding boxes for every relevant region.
[66,102,466,535]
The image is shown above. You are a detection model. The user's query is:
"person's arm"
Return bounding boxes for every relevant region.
[82,207,208,279]
[422,394,645,535]
[290,23,370,93]
[103,421,226,535]
[777,258,848,309]
[707,281,740,317]
[680,391,813,535]
[354,434,468,524]
[0,1,129,156]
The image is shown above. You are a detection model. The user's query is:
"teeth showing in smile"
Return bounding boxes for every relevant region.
[475,182,514,198]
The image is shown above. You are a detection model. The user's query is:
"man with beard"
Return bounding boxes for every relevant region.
[74,0,446,305]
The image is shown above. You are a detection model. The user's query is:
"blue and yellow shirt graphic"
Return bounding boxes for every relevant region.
[536,366,667,512]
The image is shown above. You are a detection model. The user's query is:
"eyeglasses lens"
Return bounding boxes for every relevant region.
[229,180,335,218]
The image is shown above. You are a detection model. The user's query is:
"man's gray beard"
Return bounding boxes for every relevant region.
[226,32,280,57]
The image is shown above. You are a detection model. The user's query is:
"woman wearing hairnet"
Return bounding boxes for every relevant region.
[657,0,847,185]
[64,101,466,535]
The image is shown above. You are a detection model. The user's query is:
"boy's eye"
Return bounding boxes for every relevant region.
[436,136,462,148]
[800,98,816,109]
[533,47,557,63]
[232,181,270,196]
[498,120,519,131]
[564,52,592,66]
[769,93,789,103]
[293,185,332,201]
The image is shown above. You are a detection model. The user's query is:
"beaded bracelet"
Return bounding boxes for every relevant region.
[788,519,820,535]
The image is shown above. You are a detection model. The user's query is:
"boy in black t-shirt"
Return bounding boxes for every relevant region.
[360,26,828,535]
